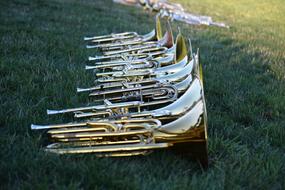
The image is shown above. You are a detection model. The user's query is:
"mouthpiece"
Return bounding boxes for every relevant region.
[45,148,63,154]
[88,56,95,61]
[84,36,94,41]
[85,65,96,70]
[77,87,89,93]
[46,143,62,149]
[74,112,96,118]
[31,124,52,130]
[47,109,61,115]
[88,56,102,61]
[86,45,98,49]
[31,124,40,130]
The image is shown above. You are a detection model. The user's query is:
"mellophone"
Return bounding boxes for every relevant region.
[31,16,209,167]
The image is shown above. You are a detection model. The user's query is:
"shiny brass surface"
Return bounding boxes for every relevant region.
[85,16,163,48]
[84,32,183,79]
[31,18,209,167]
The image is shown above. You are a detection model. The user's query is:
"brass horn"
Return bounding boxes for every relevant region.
[31,17,209,167]
[32,76,208,167]
[47,54,195,116]
[85,15,163,47]
[87,32,187,85]
[84,29,180,74]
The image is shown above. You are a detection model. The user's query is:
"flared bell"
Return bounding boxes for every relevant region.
[31,16,209,168]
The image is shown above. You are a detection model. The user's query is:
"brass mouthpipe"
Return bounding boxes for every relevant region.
[86,35,136,46]
[98,47,167,62]
[88,84,160,96]
[103,44,158,56]
[47,119,161,135]
[101,89,173,103]
[88,54,124,61]
[31,122,87,130]
[87,60,141,66]
[75,88,178,119]
[97,77,127,83]
[85,60,147,70]
[54,137,103,142]
[45,143,171,154]
[48,127,109,135]
[46,139,142,149]
[95,55,192,82]
[88,53,150,62]
[50,129,151,139]
[74,77,200,120]
[100,41,158,51]
[47,101,144,115]
[73,110,150,119]
[77,80,155,93]
[95,69,152,78]
[74,112,101,118]
[84,32,138,41]
[87,39,143,49]
[138,46,168,54]
[32,120,115,131]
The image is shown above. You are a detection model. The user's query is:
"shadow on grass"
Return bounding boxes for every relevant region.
[0,0,284,189]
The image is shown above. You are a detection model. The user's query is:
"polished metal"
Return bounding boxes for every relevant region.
[85,15,163,48]
[90,34,189,85]
[113,0,229,28]
[84,31,184,79]
[31,18,209,167]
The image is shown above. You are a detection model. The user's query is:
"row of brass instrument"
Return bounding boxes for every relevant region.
[31,17,209,167]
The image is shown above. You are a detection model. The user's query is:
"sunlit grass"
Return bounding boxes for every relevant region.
[0,0,284,189]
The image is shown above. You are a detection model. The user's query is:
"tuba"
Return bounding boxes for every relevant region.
[31,18,209,168]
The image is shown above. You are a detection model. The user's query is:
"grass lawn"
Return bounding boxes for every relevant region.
[0,0,284,189]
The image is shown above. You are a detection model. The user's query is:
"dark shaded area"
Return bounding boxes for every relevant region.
[0,0,284,189]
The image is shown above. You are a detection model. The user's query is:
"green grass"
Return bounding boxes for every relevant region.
[0,0,285,189]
